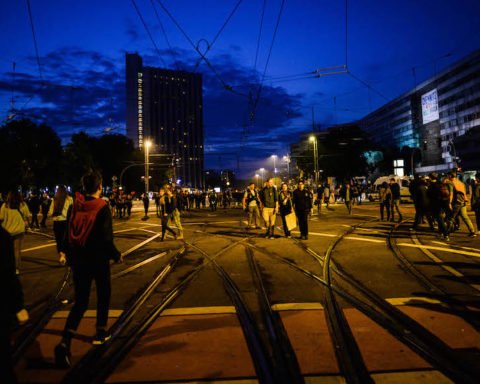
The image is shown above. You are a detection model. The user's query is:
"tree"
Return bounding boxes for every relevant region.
[0,119,63,192]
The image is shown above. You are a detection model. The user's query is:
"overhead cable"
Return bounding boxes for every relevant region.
[25,0,44,82]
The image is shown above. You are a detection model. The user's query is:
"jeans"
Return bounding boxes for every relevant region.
[380,201,391,220]
[53,220,68,253]
[450,204,475,234]
[172,209,183,232]
[391,199,403,221]
[248,205,261,228]
[262,207,277,228]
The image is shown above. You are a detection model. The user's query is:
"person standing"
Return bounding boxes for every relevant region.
[389,178,403,222]
[448,171,476,237]
[260,178,279,239]
[125,192,133,218]
[316,184,325,215]
[242,182,262,229]
[471,173,480,234]
[28,191,41,230]
[209,190,218,211]
[0,191,31,275]
[170,186,184,240]
[293,180,313,240]
[142,193,150,219]
[278,183,293,238]
[48,185,74,265]
[323,184,331,209]
[379,182,392,221]
[54,171,121,368]
[40,191,51,228]
[159,187,177,241]
[412,177,434,230]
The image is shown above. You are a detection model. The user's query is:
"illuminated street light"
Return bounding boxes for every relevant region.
[259,168,265,185]
[282,155,291,180]
[309,135,318,184]
[271,154,277,175]
[255,173,260,188]
[144,139,152,194]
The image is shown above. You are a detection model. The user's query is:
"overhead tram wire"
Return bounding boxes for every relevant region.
[192,0,244,72]
[130,0,168,68]
[250,0,286,123]
[253,0,267,77]
[25,0,44,82]
[347,71,389,101]
[155,0,248,98]
[150,0,181,71]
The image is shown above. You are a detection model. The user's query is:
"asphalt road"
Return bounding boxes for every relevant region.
[14,199,480,384]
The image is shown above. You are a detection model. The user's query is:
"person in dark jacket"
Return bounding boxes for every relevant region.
[292,181,313,240]
[278,183,293,238]
[389,178,403,222]
[28,191,41,229]
[159,187,178,241]
[54,171,121,368]
[427,173,450,240]
[0,226,29,383]
[340,182,353,215]
[142,193,150,218]
[40,191,51,228]
[413,177,434,230]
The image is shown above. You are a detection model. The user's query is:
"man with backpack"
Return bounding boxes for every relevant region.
[54,171,122,368]
[447,171,476,237]
[427,173,450,240]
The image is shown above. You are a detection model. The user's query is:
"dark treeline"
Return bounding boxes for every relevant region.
[0,119,145,193]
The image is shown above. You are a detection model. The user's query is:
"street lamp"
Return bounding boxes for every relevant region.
[309,135,318,185]
[144,139,152,195]
[271,155,277,176]
[282,155,290,180]
[259,168,265,186]
[255,173,260,188]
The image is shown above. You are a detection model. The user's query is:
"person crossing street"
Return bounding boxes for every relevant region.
[293,181,313,240]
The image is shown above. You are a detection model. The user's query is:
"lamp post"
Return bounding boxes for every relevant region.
[282,155,290,180]
[144,139,152,195]
[271,155,277,176]
[255,173,260,188]
[309,135,318,184]
[259,168,265,186]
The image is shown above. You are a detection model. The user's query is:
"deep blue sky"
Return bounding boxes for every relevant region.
[1,0,479,178]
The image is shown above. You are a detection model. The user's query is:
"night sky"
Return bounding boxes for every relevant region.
[1,0,479,178]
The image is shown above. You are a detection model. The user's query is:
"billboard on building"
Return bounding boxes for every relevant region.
[421,89,439,124]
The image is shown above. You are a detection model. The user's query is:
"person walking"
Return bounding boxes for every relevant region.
[447,171,476,237]
[340,182,353,215]
[209,190,218,211]
[159,187,177,241]
[54,171,121,368]
[379,181,392,221]
[412,177,434,230]
[471,172,480,234]
[389,178,403,222]
[242,182,262,229]
[0,191,31,275]
[260,178,279,239]
[40,191,51,228]
[278,183,293,238]
[48,185,74,265]
[316,184,324,215]
[293,180,313,240]
[170,186,184,239]
[0,224,29,383]
[28,191,41,230]
[427,173,450,240]
[323,184,331,209]
[125,192,133,218]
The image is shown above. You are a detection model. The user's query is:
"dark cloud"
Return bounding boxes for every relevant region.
[0,45,310,177]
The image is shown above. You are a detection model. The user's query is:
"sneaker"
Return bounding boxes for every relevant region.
[92,330,111,345]
[468,232,477,238]
[54,343,71,368]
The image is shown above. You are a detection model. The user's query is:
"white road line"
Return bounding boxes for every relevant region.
[291,231,336,238]
[114,226,155,234]
[431,241,480,253]
[21,243,56,253]
[160,306,237,316]
[121,233,161,258]
[398,242,480,258]
[385,297,444,306]
[272,302,324,311]
[343,236,384,243]
[111,251,168,278]
[402,239,480,292]
[53,309,123,319]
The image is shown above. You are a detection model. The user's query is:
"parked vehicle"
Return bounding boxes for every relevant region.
[369,175,413,202]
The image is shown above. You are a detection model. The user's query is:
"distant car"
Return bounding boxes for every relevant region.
[369,175,413,202]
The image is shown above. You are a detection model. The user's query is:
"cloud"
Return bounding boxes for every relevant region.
[0,45,310,177]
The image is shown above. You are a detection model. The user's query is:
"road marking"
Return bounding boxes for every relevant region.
[398,242,480,258]
[402,239,480,292]
[53,309,124,319]
[431,241,480,253]
[114,226,155,234]
[385,297,444,306]
[21,243,56,253]
[111,251,168,278]
[121,233,161,257]
[291,231,336,237]
[272,302,324,311]
[344,236,384,243]
[160,306,237,316]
